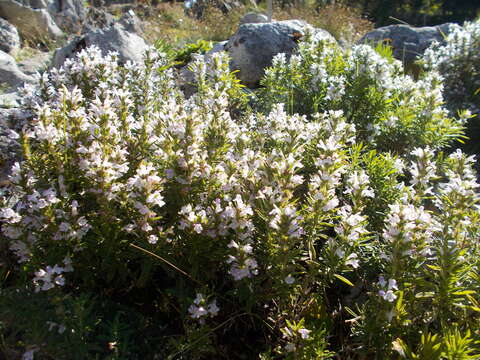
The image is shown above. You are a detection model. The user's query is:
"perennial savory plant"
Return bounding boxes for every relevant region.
[0,35,479,359]
[424,19,480,155]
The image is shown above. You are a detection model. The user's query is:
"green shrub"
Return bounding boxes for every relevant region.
[258,36,467,155]
[423,19,480,155]
[0,40,479,359]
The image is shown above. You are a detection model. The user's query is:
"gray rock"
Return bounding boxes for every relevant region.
[17,50,51,75]
[52,24,149,68]
[185,0,241,19]
[53,0,86,34]
[11,0,86,33]
[0,50,35,90]
[0,18,21,54]
[0,0,64,42]
[358,23,453,65]
[239,12,269,25]
[118,9,143,34]
[225,20,334,88]
[83,7,116,33]
[15,0,57,10]
[0,91,22,108]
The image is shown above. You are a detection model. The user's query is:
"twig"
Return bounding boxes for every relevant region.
[388,16,410,25]
[129,243,202,285]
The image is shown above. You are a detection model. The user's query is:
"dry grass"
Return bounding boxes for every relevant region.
[275,2,373,44]
[139,1,372,48]
[142,2,251,48]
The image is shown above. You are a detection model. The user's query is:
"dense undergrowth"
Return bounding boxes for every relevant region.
[1,19,480,360]
[423,20,480,157]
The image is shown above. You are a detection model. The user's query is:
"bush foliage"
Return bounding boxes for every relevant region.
[424,19,480,155]
[0,34,479,359]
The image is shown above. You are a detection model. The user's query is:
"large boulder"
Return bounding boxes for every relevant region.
[17,50,51,75]
[53,0,86,34]
[358,23,453,66]
[83,7,116,32]
[239,12,269,25]
[225,20,334,88]
[13,0,57,10]
[52,23,149,68]
[9,0,86,33]
[0,0,64,42]
[118,9,143,34]
[0,18,21,54]
[185,0,241,19]
[0,50,35,90]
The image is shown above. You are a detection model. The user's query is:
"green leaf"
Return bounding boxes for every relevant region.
[452,290,476,296]
[334,274,354,286]
[415,292,434,298]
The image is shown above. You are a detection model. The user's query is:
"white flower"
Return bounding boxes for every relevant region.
[298,328,311,339]
[388,279,398,290]
[207,300,219,316]
[22,347,39,360]
[148,235,158,244]
[322,197,339,211]
[378,277,399,302]
[335,248,345,258]
[0,208,21,223]
[123,224,136,232]
[193,223,203,234]
[379,289,397,302]
[188,294,219,319]
[284,275,295,284]
[188,304,208,319]
[345,253,360,269]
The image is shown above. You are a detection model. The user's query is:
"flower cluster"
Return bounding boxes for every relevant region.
[188,293,219,320]
[260,35,463,153]
[424,20,480,115]
[0,43,479,359]
[377,276,398,302]
[32,257,73,292]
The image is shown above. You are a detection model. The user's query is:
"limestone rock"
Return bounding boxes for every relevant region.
[0,50,35,90]
[226,20,334,87]
[0,91,21,108]
[17,50,51,76]
[83,7,116,32]
[358,23,453,65]
[185,0,241,19]
[53,0,86,34]
[118,9,143,34]
[0,0,64,42]
[239,12,269,25]
[52,24,148,68]
[0,18,21,54]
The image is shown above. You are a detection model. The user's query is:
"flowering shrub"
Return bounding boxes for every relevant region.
[258,36,467,155]
[423,19,480,154]
[424,20,480,116]
[1,40,479,359]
